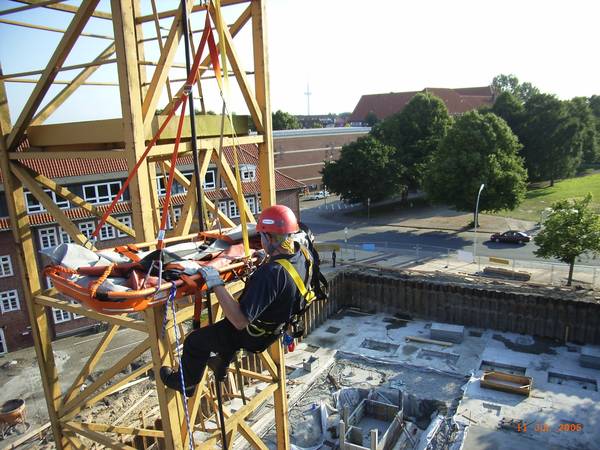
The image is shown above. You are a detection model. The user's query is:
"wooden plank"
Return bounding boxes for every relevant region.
[0,0,65,16]
[0,17,113,40]
[63,421,137,450]
[62,325,120,406]
[237,419,269,449]
[12,0,111,19]
[148,134,263,159]
[26,114,248,147]
[136,0,249,23]
[0,66,67,449]
[405,335,454,347]
[61,338,151,416]
[35,295,147,332]
[144,306,186,450]
[236,368,273,383]
[5,422,51,449]
[210,7,263,131]
[252,0,275,207]
[67,421,163,439]
[257,350,278,381]
[112,0,156,244]
[267,339,290,449]
[141,0,193,122]
[6,0,100,150]
[32,43,116,125]
[10,161,92,248]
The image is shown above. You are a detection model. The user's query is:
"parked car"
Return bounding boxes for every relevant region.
[489,230,531,244]
[304,190,330,200]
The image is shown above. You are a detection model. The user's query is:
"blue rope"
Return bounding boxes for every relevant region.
[167,284,195,450]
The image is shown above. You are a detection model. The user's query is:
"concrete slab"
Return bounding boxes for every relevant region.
[430,322,465,343]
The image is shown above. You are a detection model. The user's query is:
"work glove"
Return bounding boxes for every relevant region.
[198,265,224,289]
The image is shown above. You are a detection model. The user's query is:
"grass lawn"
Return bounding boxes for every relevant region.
[495,173,600,222]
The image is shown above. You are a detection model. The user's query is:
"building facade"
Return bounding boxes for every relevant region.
[273,127,370,191]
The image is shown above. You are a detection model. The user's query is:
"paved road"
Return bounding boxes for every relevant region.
[299,197,600,266]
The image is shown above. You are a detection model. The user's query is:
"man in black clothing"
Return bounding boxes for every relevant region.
[160,204,311,395]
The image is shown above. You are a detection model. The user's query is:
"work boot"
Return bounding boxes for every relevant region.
[159,366,196,397]
[207,355,230,382]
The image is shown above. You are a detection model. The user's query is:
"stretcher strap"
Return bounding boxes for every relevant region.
[88,263,115,299]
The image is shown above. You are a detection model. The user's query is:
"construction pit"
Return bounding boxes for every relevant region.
[2,268,600,449]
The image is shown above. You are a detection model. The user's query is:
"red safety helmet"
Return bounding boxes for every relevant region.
[257,205,299,234]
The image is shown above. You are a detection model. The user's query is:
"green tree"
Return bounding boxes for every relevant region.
[534,194,600,285]
[424,111,527,212]
[272,110,301,130]
[321,136,404,204]
[364,111,379,126]
[520,94,583,185]
[492,74,540,102]
[566,97,599,165]
[490,91,525,134]
[372,93,452,191]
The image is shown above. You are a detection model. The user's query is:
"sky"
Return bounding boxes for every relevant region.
[0,0,599,123]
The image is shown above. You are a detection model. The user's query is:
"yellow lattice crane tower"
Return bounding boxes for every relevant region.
[0,0,289,448]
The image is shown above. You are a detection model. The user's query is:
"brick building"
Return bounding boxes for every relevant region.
[0,144,303,353]
[273,127,370,191]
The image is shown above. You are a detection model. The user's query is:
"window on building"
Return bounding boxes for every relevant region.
[157,173,191,196]
[99,223,116,241]
[24,189,69,214]
[38,227,58,250]
[78,221,95,239]
[240,165,256,182]
[167,207,182,230]
[0,290,20,313]
[245,196,256,214]
[218,201,227,217]
[0,329,6,354]
[228,200,240,218]
[0,255,13,278]
[117,215,133,237]
[257,194,262,213]
[204,169,216,190]
[59,227,73,244]
[82,181,122,205]
[71,301,83,319]
[52,308,72,323]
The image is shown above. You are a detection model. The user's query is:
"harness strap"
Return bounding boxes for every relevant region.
[275,254,316,304]
[114,245,141,262]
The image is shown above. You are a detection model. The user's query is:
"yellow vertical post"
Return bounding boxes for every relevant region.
[0,67,67,449]
[252,0,275,208]
[111,0,156,242]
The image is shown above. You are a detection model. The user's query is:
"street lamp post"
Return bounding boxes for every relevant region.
[473,183,485,267]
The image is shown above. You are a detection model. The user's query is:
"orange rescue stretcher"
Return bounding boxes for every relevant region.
[43,227,261,315]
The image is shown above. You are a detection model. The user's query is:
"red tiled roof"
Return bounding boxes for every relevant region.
[0,143,304,231]
[349,86,494,123]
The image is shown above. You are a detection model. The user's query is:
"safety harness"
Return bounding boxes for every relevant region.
[245,246,316,337]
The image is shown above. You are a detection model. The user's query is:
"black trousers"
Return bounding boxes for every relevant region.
[181,318,278,385]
